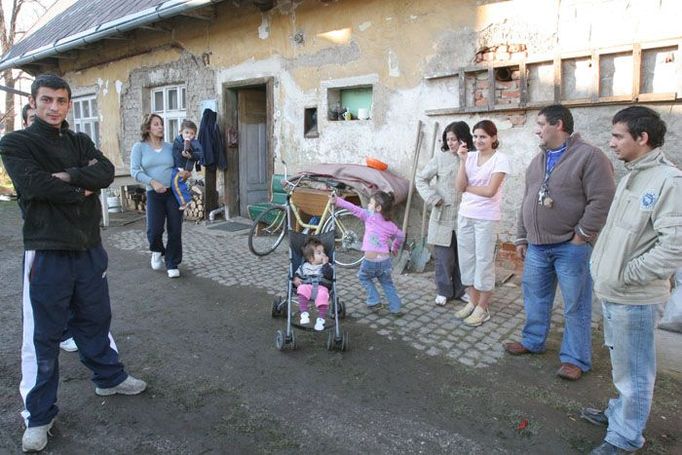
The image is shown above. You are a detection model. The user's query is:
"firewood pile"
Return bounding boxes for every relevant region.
[121,185,146,213]
[183,182,205,221]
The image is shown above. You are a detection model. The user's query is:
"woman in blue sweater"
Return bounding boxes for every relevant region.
[131,113,184,278]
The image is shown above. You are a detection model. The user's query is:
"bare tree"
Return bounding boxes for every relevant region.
[0,0,51,133]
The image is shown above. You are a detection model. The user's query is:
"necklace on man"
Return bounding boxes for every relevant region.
[537,143,567,208]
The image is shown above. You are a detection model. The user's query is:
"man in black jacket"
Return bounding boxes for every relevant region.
[0,74,146,453]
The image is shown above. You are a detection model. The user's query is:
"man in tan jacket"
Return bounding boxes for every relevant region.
[587,106,682,455]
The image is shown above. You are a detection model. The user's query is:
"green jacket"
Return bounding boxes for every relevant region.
[591,149,682,305]
[415,150,462,247]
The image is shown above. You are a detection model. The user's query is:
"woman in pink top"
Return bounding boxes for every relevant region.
[331,191,405,315]
[454,120,511,327]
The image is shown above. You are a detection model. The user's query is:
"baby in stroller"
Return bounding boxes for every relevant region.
[293,237,333,331]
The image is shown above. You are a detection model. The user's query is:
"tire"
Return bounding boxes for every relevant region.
[336,299,346,319]
[271,297,283,318]
[248,206,287,256]
[326,331,334,351]
[340,331,349,352]
[322,209,365,267]
[275,330,285,351]
[289,330,297,350]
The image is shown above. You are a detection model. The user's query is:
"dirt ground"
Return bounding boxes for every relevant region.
[0,201,680,454]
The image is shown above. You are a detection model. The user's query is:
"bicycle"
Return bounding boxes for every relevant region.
[247,162,365,267]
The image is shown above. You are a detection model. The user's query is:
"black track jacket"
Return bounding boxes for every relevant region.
[0,117,114,251]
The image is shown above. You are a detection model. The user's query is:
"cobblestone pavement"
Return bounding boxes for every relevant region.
[110,219,602,369]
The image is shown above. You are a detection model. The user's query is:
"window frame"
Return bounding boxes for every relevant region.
[151,84,187,143]
[72,95,100,148]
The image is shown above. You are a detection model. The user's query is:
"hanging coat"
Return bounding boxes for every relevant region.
[198,108,227,170]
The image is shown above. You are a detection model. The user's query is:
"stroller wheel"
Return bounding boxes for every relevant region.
[271,297,283,318]
[275,330,285,351]
[288,330,297,350]
[340,331,350,352]
[337,300,347,319]
[326,331,334,351]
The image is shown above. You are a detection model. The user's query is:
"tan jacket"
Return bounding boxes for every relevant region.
[591,149,682,305]
[415,150,462,247]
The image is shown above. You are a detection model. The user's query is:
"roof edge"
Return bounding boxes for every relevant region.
[0,0,224,72]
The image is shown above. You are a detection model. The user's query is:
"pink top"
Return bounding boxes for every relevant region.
[335,198,405,254]
[459,151,511,221]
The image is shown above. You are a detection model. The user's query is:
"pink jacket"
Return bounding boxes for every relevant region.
[335,198,404,254]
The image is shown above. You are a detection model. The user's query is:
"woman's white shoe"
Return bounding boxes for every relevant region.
[435,295,447,306]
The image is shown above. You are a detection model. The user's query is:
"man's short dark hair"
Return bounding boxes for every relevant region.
[538,104,574,134]
[21,103,32,123]
[31,74,72,100]
[612,106,666,149]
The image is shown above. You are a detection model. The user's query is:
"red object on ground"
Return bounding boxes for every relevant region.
[517,419,529,431]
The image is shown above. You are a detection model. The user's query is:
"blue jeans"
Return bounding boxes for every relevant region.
[521,241,593,371]
[602,301,657,451]
[357,258,401,313]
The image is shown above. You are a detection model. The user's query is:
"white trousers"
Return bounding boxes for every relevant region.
[457,215,497,292]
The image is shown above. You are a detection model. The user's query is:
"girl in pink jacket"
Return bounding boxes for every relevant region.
[331,191,405,315]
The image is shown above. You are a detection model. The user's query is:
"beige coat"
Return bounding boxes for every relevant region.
[591,149,682,305]
[415,150,462,247]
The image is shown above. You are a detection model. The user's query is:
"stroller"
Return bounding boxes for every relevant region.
[271,228,349,352]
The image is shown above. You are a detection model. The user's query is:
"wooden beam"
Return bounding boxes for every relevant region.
[487,60,495,110]
[553,54,562,102]
[519,60,528,107]
[632,43,642,99]
[180,12,214,22]
[458,69,465,110]
[591,51,600,102]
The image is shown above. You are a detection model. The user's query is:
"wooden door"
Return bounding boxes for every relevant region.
[238,88,268,216]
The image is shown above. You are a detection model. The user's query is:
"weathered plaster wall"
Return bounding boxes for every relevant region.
[58,0,682,243]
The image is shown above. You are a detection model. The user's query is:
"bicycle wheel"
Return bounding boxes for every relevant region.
[322,209,365,267]
[248,206,287,256]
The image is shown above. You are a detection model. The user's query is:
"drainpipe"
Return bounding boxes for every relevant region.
[208,205,227,222]
[0,0,224,72]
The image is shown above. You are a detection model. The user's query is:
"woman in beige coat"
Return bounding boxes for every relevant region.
[415,121,472,306]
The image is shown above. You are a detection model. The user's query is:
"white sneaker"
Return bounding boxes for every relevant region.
[435,295,447,306]
[464,306,491,327]
[167,269,180,278]
[299,312,310,325]
[95,375,147,396]
[460,293,471,303]
[22,419,54,452]
[59,338,78,352]
[314,317,325,331]
[454,302,476,319]
[151,252,163,270]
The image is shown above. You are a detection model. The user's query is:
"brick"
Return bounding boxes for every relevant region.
[501,90,520,98]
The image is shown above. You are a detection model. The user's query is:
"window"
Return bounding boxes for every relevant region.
[151,84,187,142]
[73,96,100,147]
[327,85,373,120]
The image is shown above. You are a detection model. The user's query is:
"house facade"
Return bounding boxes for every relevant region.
[2,0,681,257]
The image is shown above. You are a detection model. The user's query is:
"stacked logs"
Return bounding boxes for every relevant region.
[183,183,205,221]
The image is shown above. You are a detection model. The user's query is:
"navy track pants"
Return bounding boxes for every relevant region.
[20,244,127,427]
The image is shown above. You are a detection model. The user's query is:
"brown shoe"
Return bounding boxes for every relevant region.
[503,341,531,355]
[557,363,582,380]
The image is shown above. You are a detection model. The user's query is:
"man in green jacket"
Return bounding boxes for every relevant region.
[587,106,682,455]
